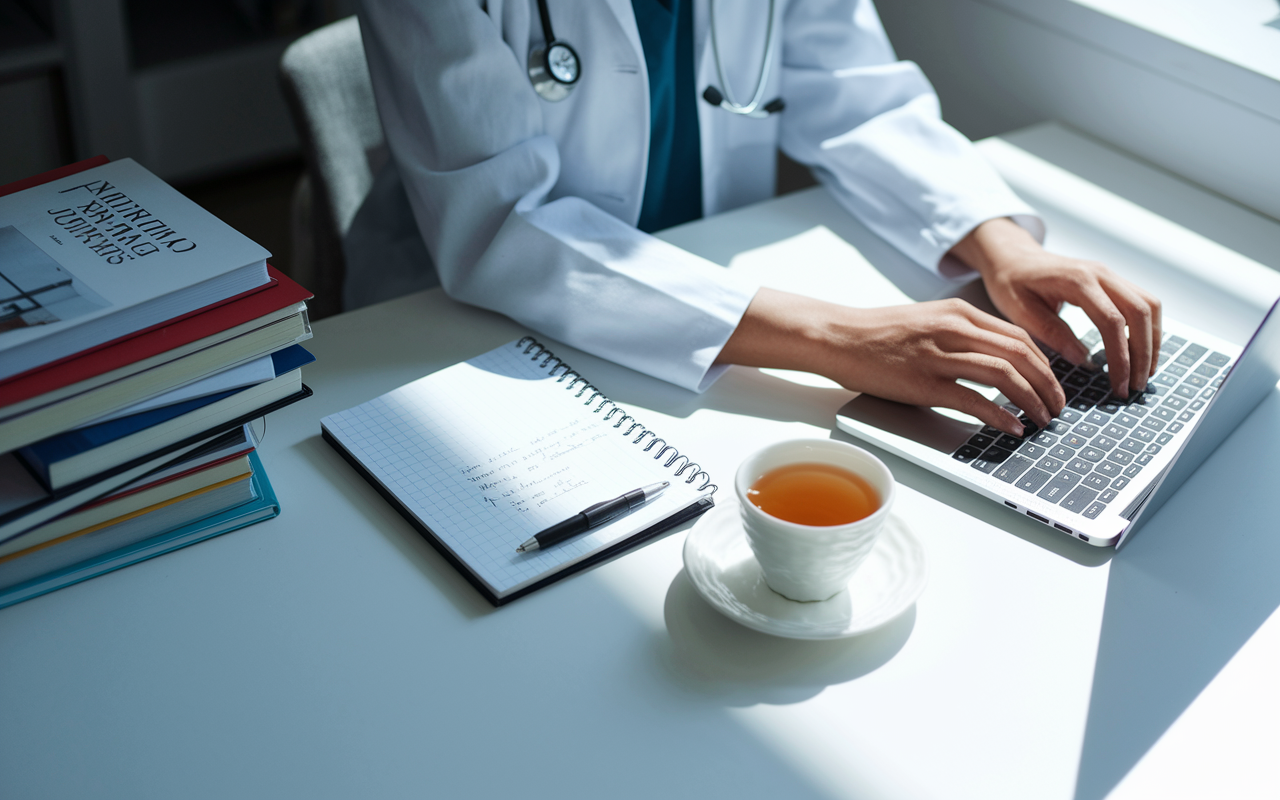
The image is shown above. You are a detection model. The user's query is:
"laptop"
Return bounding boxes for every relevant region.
[835,298,1280,547]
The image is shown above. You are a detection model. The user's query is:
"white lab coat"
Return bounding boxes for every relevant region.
[349,0,1041,391]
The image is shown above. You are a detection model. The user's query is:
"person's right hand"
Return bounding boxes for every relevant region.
[715,288,1066,436]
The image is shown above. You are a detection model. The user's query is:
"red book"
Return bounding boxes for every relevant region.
[0,159,313,408]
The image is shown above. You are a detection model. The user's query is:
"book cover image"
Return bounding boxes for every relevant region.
[0,226,109,333]
[0,158,269,353]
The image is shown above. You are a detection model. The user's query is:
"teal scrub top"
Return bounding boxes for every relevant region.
[632,0,703,233]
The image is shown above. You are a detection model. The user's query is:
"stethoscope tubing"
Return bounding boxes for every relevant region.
[708,0,779,116]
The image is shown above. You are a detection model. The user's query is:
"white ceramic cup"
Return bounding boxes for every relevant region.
[735,439,896,602]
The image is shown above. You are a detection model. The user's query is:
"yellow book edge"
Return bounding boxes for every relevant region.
[0,471,251,565]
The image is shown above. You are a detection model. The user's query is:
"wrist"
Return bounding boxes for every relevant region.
[950,217,1042,282]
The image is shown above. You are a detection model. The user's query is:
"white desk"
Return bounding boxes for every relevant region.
[2,124,1278,800]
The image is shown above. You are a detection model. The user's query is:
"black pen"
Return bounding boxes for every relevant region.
[516,482,670,553]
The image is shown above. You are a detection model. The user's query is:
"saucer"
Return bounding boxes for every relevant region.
[682,501,927,639]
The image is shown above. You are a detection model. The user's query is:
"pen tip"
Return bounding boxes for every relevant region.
[661,481,669,487]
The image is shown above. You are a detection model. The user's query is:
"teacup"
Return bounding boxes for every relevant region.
[735,439,896,602]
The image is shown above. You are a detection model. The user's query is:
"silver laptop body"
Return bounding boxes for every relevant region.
[836,299,1280,547]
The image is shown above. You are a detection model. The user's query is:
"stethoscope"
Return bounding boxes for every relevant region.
[529,0,784,117]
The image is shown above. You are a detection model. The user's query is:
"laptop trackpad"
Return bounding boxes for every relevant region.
[837,393,985,454]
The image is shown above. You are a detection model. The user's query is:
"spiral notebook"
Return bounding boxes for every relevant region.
[320,338,716,606]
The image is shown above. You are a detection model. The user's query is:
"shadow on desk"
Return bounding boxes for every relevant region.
[661,569,915,706]
[1075,388,1280,800]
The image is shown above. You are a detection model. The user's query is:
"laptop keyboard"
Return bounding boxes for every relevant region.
[950,329,1231,520]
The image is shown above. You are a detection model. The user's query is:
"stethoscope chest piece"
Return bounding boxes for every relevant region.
[528,39,580,102]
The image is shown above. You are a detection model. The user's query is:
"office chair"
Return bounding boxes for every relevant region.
[279,16,384,319]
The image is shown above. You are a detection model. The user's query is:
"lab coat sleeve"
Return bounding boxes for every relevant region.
[358,0,758,392]
[777,0,1044,275]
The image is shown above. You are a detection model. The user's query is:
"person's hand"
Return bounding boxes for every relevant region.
[715,289,1065,436]
[951,218,1162,399]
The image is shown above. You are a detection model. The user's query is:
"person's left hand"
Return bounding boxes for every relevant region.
[951,217,1162,399]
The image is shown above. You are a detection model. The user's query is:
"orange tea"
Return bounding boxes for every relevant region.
[746,462,879,526]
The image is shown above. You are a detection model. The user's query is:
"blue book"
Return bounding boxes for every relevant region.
[0,450,280,610]
[19,345,314,489]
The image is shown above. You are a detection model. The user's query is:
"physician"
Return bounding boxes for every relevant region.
[346,0,1161,436]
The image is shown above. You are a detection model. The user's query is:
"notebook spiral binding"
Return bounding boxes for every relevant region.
[517,337,716,493]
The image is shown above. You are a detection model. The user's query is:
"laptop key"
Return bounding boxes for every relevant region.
[996,434,1023,450]
[970,456,1000,473]
[1119,437,1144,454]
[1092,435,1118,451]
[1152,431,1170,445]
[983,446,1014,463]
[1016,468,1053,493]
[1037,455,1066,473]
[1057,407,1083,423]
[1085,410,1111,426]
[1144,443,1161,455]
[1038,472,1082,503]
[1079,446,1105,462]
[1107,449,1134,465]
[1189,399,1205,411]
[1073,422,1100,438]
[1173,384,1197,399]
[1164,364,1187,377]
[1185,374,1209,389]
[1163,396,1187,411]
[1068,397,1094,413]
[1205,351,1230,367]
[1178,410,1194,422]
[1141,417,1166,432]
[1151,406,1177,421]
[1082,473,1110,491]
[1031,431,1057,446]
[1059,485,1098,514]
[1123,463,1143,478]
[1114,413,1139,428]
[993,455,1036,483]
[1098,400,1124,415]
[1048,445,1074,460]
[1061,432,1089,449]
[967,434,995,450]
[1079,387,1107,404]
[1068,457,1094,474]
[1154,373,1178,388]
[1099,488,1118,503]
[1095,460,1122,477]
[1194,363,1218,378]
[1162,335,1187,351]
[953,445,982,462]
[1136,452,1156,466]
[1111,476,1131,491]
[1064,371,1092,389]
[1083,501,1107,519]
[1131,427,1156,443]
[1201,387,1216,399]
[1125,404,1148,417]
[1019,442,1046,460]
[1168,421,1185,434]
[1045,419,1072,434]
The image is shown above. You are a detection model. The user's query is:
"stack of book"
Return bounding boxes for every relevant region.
[0,157,314,608]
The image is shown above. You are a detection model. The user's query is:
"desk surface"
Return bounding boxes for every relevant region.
[3,124,1279,800]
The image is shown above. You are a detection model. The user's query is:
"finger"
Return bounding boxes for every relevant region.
[942,317,1065,418]
[1073,285,1133,398]
[1101,276,1157,393]
[947,351,1054,430]
[933,381,1025,437]
[957,303,1055,370]
[1010,294,1091,366]
[1146,290,1163,377]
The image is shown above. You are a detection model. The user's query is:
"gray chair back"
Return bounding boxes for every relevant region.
[280,16,384,318]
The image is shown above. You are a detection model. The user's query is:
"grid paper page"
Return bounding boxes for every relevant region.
[321,340,709,597]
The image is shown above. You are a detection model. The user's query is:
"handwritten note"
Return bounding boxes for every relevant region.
[321,340,707,597]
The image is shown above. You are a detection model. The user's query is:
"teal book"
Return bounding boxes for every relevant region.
[0,450,279,610]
